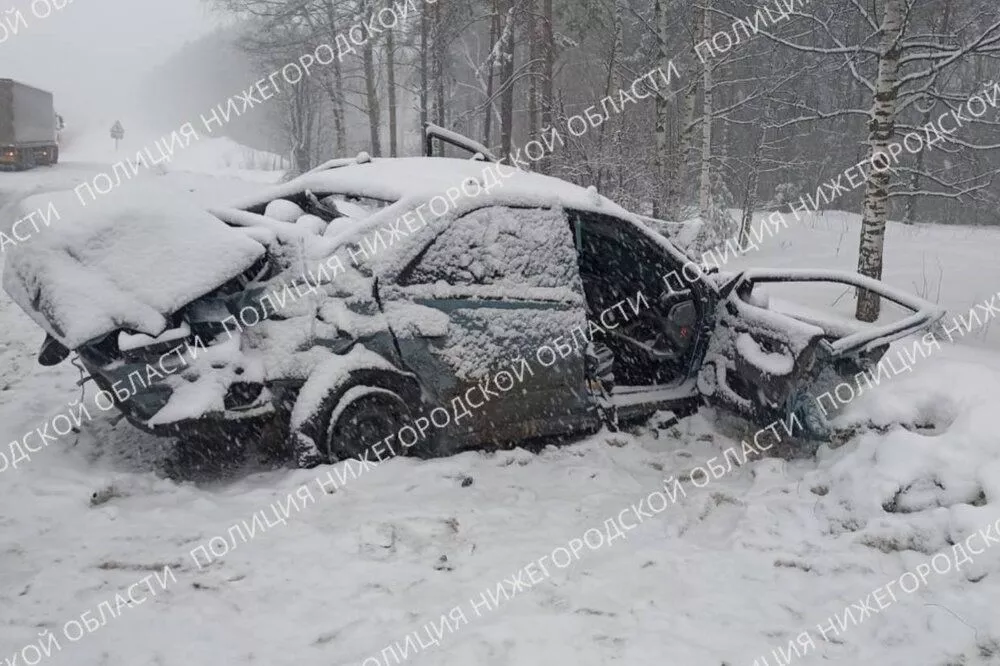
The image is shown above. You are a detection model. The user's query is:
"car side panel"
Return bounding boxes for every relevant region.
[378,205,599,453]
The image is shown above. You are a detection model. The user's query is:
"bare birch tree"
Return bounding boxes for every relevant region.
[754,0,1000,320]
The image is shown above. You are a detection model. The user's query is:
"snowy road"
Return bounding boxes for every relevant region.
[2,328,1000,666]
[0,162,108,213]
[1,170,1000,666]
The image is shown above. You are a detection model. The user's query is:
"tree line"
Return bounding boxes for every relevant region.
[208,0,1000,321]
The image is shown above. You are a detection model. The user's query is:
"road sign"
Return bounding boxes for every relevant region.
[110,120,124,151]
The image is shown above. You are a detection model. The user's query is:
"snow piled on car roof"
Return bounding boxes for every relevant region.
[228,157,633,218]
[2,184,266,349]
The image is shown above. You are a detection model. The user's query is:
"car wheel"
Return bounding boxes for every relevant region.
[324,387,412,462]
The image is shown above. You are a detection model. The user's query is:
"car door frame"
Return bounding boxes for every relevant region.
[727,269,946,357]
[374,203,601,450]
[702,268,946,422]
[567,209,720,419]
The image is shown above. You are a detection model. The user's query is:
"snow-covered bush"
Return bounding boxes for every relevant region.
[765,182,802,211]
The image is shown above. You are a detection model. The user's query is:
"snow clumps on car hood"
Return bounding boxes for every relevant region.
[1,184,266,349]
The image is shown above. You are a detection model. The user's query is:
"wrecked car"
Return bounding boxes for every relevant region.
[2,129,945,468]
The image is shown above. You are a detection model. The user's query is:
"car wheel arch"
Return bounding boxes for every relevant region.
[287,353,423,468]
[324,386,413,462]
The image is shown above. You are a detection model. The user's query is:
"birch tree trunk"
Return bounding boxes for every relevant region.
[668,77,698,217]
[385,0,398,157]
[667,4,703,216]
[499,0,515,158]
[698,0,714,220]
[679,74,699,169]
[331,48,347,154]
[740,126,764,241]
[527,0,539,139]
[433,0,445,127]
[595,1,623,191]
[360,0,382,156]
[362,38,383,156]
[653,0,670,216]
[483,2,499,146]
[539,0,554,172]
[290,79,317,172]
[317,63,346,156]
[419,2,429,132]
[856,0,905,322]
[322,0,347,154]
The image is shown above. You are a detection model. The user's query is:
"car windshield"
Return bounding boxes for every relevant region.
[252,191,394,228]
[320,193,392,223]
[635,214,703,267]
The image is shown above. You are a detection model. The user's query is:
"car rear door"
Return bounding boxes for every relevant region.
[377,205,599,452]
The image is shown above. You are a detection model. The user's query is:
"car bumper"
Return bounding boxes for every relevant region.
[119,401,276,438]
[79,353,278,437]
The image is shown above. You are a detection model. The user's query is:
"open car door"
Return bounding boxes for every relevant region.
[698,269,946,435]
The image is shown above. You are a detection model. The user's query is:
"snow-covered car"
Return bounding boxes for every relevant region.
[2,133,945,468]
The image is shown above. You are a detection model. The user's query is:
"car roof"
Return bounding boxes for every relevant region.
[226,156,633,218]
[213,155,717,293]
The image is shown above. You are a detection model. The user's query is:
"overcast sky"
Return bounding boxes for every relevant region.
[1,0,221,125]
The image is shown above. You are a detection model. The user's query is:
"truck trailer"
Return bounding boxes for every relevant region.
[0,79,58,171]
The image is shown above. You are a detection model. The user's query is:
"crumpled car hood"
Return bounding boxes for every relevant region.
[2,185,266,350]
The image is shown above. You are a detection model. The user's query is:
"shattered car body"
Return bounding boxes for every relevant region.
[698,268,945,433]
[3,148,945,468]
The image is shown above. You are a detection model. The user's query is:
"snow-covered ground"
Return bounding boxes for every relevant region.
[60,122,288,181]
[668,210,1000,350]
[2,164,1000,666]
[729,211,1000,349]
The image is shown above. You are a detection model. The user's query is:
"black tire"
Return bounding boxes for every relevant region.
[324,387,412,462]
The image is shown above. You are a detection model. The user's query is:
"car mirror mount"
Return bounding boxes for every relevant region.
[718,271,747,299]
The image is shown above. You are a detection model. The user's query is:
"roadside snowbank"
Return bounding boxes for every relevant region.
[687,210,1000,349]
[60,124,287,179]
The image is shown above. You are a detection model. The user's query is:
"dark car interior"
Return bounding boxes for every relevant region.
[570,211,702,389]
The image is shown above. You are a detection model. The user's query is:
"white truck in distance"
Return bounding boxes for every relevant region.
[0,79,59,171]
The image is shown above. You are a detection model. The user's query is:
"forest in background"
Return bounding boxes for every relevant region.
[183,0,1000,321]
